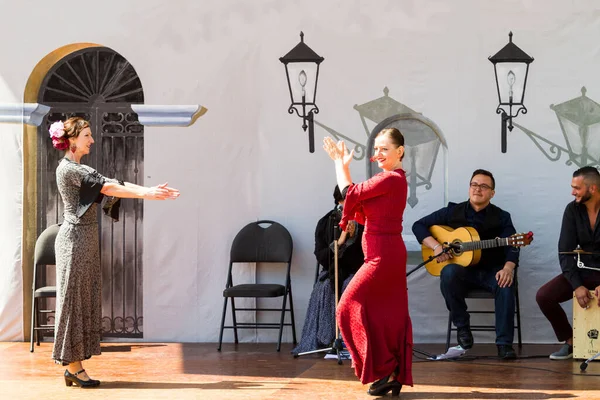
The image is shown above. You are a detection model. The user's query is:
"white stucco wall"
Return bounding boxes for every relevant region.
[1,0,599,344]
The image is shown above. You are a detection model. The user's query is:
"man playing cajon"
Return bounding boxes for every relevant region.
[537,166,600,360]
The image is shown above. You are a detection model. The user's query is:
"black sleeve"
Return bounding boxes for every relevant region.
[558,203,583,289]
[76,171,106,218]
[314,212,333,271]
[500,211,520,266]
[411,203,455,243]
[102,180,125,222]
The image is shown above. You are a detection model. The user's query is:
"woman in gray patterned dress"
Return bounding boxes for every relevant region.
[49,117,180,387]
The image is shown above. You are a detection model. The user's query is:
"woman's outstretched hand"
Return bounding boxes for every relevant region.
[145,182,180,200]
[323,137,354,168]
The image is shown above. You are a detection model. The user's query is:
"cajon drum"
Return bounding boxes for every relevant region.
[573,293,600,359]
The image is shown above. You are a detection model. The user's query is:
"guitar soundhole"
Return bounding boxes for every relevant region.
[452,240,463,256]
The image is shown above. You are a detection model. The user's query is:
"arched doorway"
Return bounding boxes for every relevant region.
[36,46,145,338]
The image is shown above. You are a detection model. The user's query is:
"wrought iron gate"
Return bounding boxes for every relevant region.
[36,47,145,338]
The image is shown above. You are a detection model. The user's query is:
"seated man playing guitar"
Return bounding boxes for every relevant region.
[412,169,520,359]
[536,166,600,360]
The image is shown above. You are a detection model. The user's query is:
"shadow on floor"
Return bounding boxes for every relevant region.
[94,380,300,391]
[395,392,576,399]
[101,344,167,352]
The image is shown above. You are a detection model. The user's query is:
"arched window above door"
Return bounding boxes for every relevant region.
[39,47,144,104]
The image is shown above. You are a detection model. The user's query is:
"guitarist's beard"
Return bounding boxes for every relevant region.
[577,190,593,204]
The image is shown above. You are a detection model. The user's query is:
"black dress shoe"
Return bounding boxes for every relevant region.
[497,344,517,360]
[457,326,473,349]
[64,369,100,388]
[367,375,402,397]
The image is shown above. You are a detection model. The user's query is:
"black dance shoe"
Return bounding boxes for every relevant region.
[64,369,101,388]
[367,375,402,396]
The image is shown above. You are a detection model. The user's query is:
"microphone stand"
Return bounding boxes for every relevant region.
[407,243,457,278]
[295,211,347,365]
[331,226,346,365]
[406,244,458,359]
[574,252,600,272]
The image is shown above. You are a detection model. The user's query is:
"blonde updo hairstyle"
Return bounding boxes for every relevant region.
[51,117,90,151]
[63,117,90,142]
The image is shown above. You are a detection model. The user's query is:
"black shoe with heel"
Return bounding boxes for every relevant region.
[367,376,402,396]
[368,366,403,397]
[64,369,100,388]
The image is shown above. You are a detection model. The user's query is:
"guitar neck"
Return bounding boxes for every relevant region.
[460,237,511,252]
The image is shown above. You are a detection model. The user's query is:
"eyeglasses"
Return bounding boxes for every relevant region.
[470,182,493,191]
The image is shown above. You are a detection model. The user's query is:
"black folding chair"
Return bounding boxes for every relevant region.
[30,224,60,352]
[218,220,297,351]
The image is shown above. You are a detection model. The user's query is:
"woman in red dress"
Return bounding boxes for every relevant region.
[322,128,412,397]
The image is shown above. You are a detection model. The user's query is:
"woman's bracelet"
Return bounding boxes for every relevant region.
[432,244,441,251]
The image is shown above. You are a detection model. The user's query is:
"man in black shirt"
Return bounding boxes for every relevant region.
[536,166,600,360]
[412,169,519,359]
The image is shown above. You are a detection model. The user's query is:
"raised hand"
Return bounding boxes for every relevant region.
[323,137,354,167]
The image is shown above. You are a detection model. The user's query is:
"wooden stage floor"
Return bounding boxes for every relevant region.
[1,342,599,399]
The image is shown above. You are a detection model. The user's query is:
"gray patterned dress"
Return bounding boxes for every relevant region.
[52,158,120,365]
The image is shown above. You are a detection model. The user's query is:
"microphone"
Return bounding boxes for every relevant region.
[332,205,343,240]
[446,242,462,251]
[332,203,343,221]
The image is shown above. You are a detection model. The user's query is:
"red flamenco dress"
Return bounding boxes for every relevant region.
[337,168,413,386]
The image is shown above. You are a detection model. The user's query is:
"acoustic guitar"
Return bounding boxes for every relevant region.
[421,225,534,276]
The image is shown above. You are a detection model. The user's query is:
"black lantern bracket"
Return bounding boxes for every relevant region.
[280,32,324,153]
[489,32,534,153]
[497,102,528,154]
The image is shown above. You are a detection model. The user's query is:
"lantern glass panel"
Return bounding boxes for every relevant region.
[404,141,439,180]
[559,116,583,155]
[286,62,318,104]
[586,122,600,161]
[495,62,527,105]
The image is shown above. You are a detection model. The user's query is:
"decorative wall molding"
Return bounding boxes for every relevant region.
[0,103,208,128]
[0,103,50,126]
[131,105,207,127]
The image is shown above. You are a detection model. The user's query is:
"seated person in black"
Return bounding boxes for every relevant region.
[536,166,600,360]
[412,169,519,359]
[292,185,364,355]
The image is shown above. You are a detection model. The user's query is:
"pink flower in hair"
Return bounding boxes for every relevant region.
[52,138,69,151]
[49,121,65,139]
